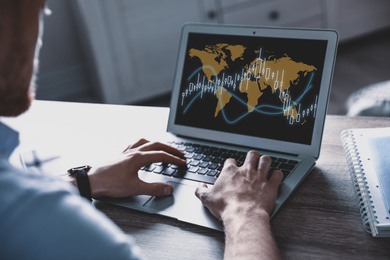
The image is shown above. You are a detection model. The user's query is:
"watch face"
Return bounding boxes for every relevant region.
[68,165,91,175]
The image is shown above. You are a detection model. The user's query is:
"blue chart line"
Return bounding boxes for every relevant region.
[183,66,314,124]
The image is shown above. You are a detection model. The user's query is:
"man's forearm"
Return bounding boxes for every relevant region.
[222,208,281,260]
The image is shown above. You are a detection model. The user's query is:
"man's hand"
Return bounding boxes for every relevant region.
[195,151,283,219]
[195,151,283,260]
[87,139,186,198]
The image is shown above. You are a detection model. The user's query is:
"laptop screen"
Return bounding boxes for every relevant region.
[173,32,328,145]
[168,24,338,157]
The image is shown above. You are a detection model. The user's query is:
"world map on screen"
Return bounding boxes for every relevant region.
[174,33,327,145]
[183,43,317,125]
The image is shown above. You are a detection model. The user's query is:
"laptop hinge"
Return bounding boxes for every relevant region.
[174,135,299,158]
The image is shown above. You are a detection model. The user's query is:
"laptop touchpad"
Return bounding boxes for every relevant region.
[144,181,223,230]
[144,181,199,212]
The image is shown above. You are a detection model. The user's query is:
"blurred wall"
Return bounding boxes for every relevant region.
[36,0,94,102]
[36,0,390,105]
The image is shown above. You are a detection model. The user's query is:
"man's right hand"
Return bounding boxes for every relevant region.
[195,151,283,220]
[195,151,283,260]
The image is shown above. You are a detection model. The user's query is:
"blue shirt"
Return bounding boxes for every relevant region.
[0,122,142,260]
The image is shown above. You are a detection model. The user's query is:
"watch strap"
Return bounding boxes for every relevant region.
[68,166,92,202]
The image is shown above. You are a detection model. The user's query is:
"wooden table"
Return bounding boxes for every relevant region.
[95,115,390,260]
[4,101,390,259]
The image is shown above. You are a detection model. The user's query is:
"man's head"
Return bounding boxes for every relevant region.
[0,1,46,117]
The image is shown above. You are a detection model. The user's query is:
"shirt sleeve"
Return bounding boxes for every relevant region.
[0,165,143,260]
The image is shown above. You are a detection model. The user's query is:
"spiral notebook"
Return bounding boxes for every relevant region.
[341,127,390,237]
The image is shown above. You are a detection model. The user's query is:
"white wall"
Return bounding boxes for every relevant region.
[37,0,390,105]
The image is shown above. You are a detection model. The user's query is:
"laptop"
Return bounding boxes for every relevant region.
[101,23,338,231]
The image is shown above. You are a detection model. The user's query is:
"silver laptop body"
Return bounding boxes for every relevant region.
[101,23,338,231]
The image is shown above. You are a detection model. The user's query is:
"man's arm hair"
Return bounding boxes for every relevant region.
[222,208,280,259]
[196,153,283,260]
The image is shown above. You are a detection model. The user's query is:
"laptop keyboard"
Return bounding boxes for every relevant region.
[140,141,300,185]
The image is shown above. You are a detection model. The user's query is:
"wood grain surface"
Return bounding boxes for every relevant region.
[94,115,390,260]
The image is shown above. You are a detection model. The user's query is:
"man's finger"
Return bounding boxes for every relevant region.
[243,150,260,168]
[195,183,209,201]
[215,158,237,180]
[137,141,185,158]
[123,138,149,152]
[258,155,272,179]
[223,158,237,167]
[269,170,283,188]
[130,150,186,168]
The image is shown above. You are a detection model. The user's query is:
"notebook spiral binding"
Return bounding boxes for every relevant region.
[341,130,377,234]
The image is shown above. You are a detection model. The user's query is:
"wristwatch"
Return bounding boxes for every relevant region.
[68,165,92,202]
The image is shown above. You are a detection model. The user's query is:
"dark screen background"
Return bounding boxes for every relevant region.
[174,33,328,145]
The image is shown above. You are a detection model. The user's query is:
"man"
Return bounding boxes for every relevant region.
[0,1,283,259]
